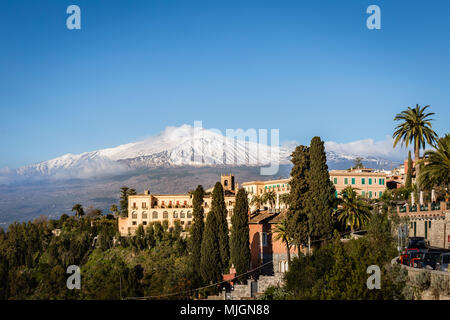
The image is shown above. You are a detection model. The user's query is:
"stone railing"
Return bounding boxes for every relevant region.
[396,201,449,216]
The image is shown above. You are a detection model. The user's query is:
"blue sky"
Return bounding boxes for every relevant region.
[0,0,449,168]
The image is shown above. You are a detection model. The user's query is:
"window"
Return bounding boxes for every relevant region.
[132,221,137,225]
[187,211,192,219]
[344,178,348,185]
[425,221,428,239]
[143,221,147,225]
[333,178,337,184]
[362,178,365,185]
[131,211,137,219]
[142,212,148,219]
[369,191,372,198]
[362,191,365,197]
[379,191,383,197]
[142,202,147,209]
[173,211,178,218]
[261,232,268,247]
[429,221,431,228]
[369,178,372,185]
[152,211,158,219]
[180,211,185,218]
[335,191,338,198]
[351,178,355,185]
[163,211,168,219]
[414,222,417,236]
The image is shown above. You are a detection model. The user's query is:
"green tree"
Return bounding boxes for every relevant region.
[336,186,372,233]
[353,157,364,169]
[272,219,292,262]
[262,190,277,212]
[110,204,119,217]
[286,145,310,250]
[306,136,336,243]
[419,134,450,191]
[210,182,230,273]
[230,188,250,282]
[189,185,205,285]
[71,204,84,218]
[200,204,222,284]
[393,104,438,190]
[250,194,263,211]
[119,187,137,217]
[405,150,413,190]
[279,193,290,208]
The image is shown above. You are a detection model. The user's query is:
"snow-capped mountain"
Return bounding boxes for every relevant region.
[3,125,291,183]
[0,125,401,185]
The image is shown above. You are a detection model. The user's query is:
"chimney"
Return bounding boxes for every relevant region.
[144,190,150,195]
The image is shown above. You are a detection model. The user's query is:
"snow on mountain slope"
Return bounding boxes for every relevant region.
[7,125,291,182]
[0,125,402,184]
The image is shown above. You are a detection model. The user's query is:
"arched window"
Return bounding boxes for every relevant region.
[131,211,137,219]
[163,211,168,219]
[152,211,158,219]
[142,211,148,219]
[173,211,178,218]
[187,211,192,219]
[180,211,185,218]
[224,179,228,186]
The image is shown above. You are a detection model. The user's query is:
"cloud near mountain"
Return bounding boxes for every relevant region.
[0,125,406,185]
[324,136,409,161]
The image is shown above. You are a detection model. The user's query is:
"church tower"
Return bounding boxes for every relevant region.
[221,174,235,192]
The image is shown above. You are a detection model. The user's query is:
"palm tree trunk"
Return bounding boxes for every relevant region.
[415,139,420,190]
[285,241,291,263]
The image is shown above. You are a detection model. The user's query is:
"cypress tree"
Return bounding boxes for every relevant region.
[189,185,205,283]
[405,150,412,190]
[286,145,310,250]
[200,203,222,284]
[230,188,250,282]
[306,136,336,243]
[211,182,230,273]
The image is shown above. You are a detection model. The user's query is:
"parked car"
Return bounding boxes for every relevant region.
[409,250,427,268]
[401,248,419,266]
[407,237,429,250]
[435,253,450,272]
[421,251,442,270]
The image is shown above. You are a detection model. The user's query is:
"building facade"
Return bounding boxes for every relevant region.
[329,168,387,199]
[118,175,237,236]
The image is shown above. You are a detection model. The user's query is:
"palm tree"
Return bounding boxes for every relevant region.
[71,204,84,218]
[419,134,450,191]
[393,104,438,190]
[110,204,119,217]
[272,219,292,263]
[279,193,290,209]
[262,190,277,212]
[250,194,263,211]
[336,186,371,234]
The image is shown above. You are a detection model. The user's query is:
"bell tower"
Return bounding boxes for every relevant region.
[221,174,235,192]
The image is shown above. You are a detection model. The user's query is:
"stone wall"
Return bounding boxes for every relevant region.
[394,257,450,300]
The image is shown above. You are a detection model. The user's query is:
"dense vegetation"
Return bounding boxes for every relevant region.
[0,215,194,300]
[262,211,409,300]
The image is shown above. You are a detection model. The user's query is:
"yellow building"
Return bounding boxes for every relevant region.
[241,178,290,211]
[119,169,387,236]
[329,168,387,199]
[118,175,237,236]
